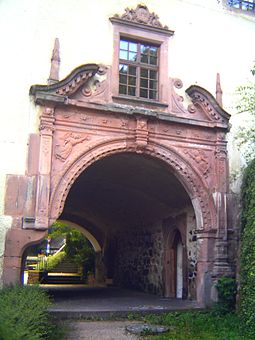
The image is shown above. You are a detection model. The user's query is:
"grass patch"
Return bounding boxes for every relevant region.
[141,311,252,340]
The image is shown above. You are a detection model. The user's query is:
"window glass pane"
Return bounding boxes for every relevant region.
[129,42,137,52]
[149,56,157,65]
[128,87,136,96]
[128,52,137,61]
[119,74,127,84]
[120,40,128,50]
[128,76,136,86]
[129,66,136,75]
[119,85,127,95]
[228,0,255,10]
[119,64,128,74]
[141,54,148,64]
[140,78,148,88]
[150,47,158,55]
[149,80,157,89]
[141,45,149,54]
[150,70,157,79]
[140,88,148,98]
[228,0,241,8]
[120,50,128,60]
[149,90,157,100]
[141,68,148,77]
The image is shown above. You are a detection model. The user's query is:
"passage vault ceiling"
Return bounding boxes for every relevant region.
[63,153,191,233]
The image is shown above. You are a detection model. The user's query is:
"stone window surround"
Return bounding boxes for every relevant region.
[110,17,174,108]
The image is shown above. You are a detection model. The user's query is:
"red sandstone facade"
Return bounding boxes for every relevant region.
[2,5,234,306]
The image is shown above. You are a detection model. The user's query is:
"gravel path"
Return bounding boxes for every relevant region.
[66,320,141,340]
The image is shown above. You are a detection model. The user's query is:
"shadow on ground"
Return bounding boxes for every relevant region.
[41,285,201,318]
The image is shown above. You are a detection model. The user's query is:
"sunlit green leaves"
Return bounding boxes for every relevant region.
[240,159,255,337]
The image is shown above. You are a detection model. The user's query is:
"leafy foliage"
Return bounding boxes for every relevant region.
[240,158,255,337]
[0,285,54,340]
[65,228,95,275]
[48,220,73,239]
[214,277,237,315]
[235,65,255,161]
[49,222,95,276]
[38,251,66,271]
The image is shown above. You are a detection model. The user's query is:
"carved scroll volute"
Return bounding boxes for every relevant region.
[135,117,148,150]
[35,106,55,230]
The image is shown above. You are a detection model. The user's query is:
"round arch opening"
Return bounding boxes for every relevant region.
[21,220,102,286]
[59,152,198,299]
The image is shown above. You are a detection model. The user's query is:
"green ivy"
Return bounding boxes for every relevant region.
[214,277,237,315]
[240,158,255,336]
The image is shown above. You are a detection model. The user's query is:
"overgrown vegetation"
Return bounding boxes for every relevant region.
[65,228,95,276]
[0,285,63,340]
[142,311,252,340]
[126,278,240,339]
[240,158,255,337]
[39,221,95,276]
[214,277,237,315]
[38,251,66,272]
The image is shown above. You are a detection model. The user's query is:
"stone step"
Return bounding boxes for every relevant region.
[48,258,81,274]
[42,273,86,284]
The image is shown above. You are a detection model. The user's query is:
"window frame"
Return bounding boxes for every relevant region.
[118,38,160,100]
[110,18,173,107]
[227,0,255,12]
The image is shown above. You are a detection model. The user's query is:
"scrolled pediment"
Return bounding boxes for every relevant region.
[30,64,100,104]
[186,85,231,129]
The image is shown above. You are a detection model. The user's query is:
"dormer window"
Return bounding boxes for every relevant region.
[110,4,174,107]
[228,0,255,12]
[119,38,159,100]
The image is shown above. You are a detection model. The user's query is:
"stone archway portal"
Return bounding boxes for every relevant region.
[3,62,232,306]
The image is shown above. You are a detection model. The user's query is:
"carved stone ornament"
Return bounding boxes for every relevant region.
[170,78,197,115]
[215,146,227,160]
[30,64,100,103]
[184,149,210,178]
[55,133,89,162]
[49,141,215,231]
[81,65,108,98]
[135,117,148,149]
[186,86,231,128]
[112,4,170,30]
[39,107,55,135]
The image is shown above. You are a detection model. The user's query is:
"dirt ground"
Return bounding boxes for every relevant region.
[66,320,142,340]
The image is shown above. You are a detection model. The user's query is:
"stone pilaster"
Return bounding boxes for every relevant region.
[35,107,55,230]
[212,140,233,278]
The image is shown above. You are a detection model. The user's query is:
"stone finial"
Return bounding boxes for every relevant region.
[48,38,60,85]
[216,73,223,107]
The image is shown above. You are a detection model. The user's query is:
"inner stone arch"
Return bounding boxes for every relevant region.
[58,220,102,252]
[50,141,215,233]
[59,151,198,298]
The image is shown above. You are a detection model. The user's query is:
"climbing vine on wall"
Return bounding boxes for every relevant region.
[240,158,255,336]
